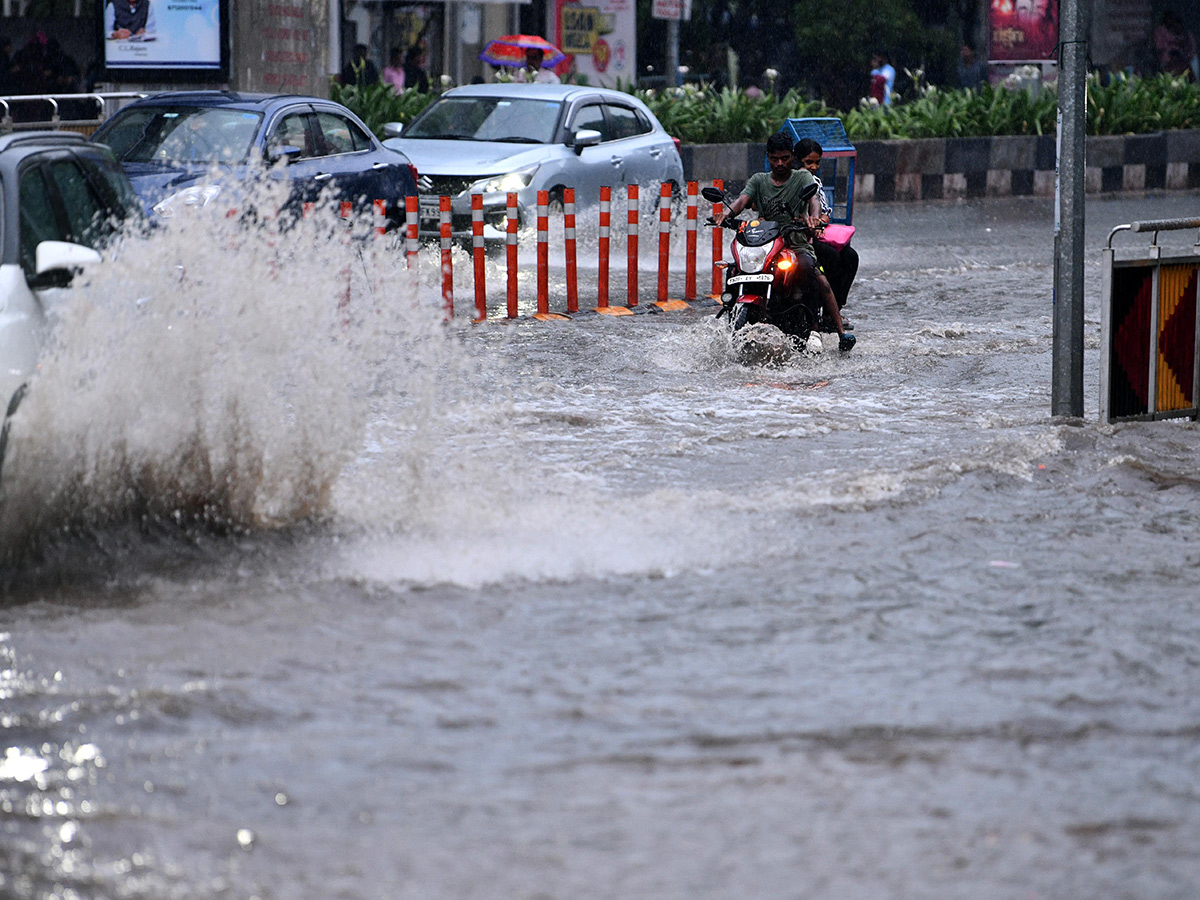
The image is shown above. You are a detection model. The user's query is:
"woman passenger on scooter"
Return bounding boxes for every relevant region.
[794,138,859,316]
[714,132,855,350]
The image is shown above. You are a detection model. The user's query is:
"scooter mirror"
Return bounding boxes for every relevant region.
[701,187,725,204]
[798,181,819,203]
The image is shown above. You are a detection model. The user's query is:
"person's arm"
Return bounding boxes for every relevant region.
[714,191,751,226]
[140,2,156,35]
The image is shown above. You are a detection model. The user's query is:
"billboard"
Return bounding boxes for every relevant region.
[555,0,637,89]
[989,0,1059,63]
[99,0,229,81]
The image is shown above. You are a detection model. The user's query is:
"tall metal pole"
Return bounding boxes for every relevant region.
[1052,0,1087,417]
[666,18,680,87]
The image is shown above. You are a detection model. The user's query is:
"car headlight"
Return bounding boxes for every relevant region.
[153,184,222,218]
[468,165,539,195]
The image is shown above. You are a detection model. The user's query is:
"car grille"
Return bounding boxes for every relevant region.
[418,175,476,197]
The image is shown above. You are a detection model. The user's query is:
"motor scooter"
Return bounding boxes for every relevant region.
[702,182,825,344]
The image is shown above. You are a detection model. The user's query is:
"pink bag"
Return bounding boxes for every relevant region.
[819,223,855,250]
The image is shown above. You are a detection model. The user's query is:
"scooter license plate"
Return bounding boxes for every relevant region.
[727,273,774,284]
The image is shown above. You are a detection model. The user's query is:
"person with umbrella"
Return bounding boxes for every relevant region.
[479,35,564,83]
[516,47,560,83]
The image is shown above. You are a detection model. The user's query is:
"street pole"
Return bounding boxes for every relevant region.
[1052,0,1087,417]
[666,18,679,87]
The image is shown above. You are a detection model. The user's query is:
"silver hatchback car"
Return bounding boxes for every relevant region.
[382,83,684,242]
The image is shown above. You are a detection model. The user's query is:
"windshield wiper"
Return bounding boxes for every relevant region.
[411,133,469,140]
[489,136,542,144]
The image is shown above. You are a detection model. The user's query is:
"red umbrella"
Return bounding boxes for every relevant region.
[478,35,566,68]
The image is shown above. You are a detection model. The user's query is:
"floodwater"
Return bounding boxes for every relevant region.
[2,187,1200,900]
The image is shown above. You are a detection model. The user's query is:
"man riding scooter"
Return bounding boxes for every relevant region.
[714,132,855,351]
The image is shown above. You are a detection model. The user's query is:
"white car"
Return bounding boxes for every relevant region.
[0,132,141,479]
[382,83,684,243]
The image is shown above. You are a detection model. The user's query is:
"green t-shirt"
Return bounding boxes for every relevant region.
[741,168,816,254]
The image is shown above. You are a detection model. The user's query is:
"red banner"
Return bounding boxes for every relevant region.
[989,0,1059,63]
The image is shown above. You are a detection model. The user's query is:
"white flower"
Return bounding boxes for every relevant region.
[764,67,779,82]
[440,74,451,87]
[678,65,689,75]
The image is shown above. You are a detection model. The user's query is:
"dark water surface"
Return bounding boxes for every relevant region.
[2,191,1200,899]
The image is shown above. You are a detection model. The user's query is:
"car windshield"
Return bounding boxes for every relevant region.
[405,97,562,144]
[97,107,263,165]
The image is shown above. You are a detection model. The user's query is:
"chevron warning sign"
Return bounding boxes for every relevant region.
[1156,263,1198,412]
[1108,265,1154,418]
[1106,259,1199,421]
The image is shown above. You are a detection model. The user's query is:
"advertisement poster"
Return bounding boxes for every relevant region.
[101,0,225,75]
[989,0,1059,63]
[555,0,636,89]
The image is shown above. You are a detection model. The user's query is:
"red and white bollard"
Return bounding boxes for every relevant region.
[711,178,724,297]
[373,199,386,239]
[405,196,419,270]
[685,181,698,300]
[657,182,671,303]
[564,188,578,314]
[536,189,549,316]
[439,195,453,318]
[471,194,486,321]
[506,192,518,318]
[627,183,639,307]
[598,185,611,309]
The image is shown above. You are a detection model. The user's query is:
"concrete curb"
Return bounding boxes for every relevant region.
[679,130,1200,202]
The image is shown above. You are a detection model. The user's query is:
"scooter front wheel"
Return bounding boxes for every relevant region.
[730,303,761,332]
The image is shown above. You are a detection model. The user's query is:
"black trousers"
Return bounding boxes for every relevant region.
[815,239,859,309]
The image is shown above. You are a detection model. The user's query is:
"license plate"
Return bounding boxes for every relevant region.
[418,196,440,219]
[727,273,774,284]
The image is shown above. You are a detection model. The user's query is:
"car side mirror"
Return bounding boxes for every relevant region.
[572,128,601,155]
[36,240,102,276]
[382,121,404,139]
[32,240,102,288]
[267,144,303,164]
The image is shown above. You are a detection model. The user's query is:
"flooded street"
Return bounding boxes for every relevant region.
[2,189,1200,899]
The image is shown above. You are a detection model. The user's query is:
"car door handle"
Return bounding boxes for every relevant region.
[649,147,662,158]
[371,162,389,170]
[313,172,333,182]
[610,155,623,166]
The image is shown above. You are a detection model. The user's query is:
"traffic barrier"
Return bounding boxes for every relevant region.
[685,181,698,300]
[373,199,386,239]
[711,178,724,297]
[325,183,729,321]
[657,182,671,304]
[627,183,639,308]
[564,188,578,314]
[1101,217,1200,422]
[536,190,549,316]
[598,185,611,310]
[506,192,519,318]
[439,195,453,317]
[405,196,418,269]
[472,194,486,321]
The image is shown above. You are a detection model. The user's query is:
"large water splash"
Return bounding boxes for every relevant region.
[0,184,453,560]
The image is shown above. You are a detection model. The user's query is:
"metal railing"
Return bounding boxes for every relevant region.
[0,92,146,136]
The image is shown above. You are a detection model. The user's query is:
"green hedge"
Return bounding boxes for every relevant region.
[337,73,1200,145]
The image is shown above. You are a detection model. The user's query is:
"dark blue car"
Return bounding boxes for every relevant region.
[91,91,418,229]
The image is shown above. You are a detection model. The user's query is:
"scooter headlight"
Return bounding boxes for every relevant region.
[735,242,771,273]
